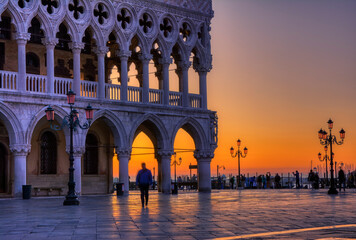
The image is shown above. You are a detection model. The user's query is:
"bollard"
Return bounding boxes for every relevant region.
[22,185,32,199]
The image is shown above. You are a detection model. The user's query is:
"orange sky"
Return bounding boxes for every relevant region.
[115,0,356,178]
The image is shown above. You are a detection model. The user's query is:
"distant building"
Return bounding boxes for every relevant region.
[0,0,217,197]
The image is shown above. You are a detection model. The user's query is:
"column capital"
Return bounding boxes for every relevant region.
[42,37,58,48]
[158,57,172,66]
[156,150,174,158]
[177,61,191,72]
[69,42,85,52]
[195,65,212,73]
[116,148,131,158]
[10,144,31,156]
[138,53,153,63]
[94,46,109,56]
[66,146,85,157]
[194,150,214,160]
[15,32,31,44]
[116,50,131,60]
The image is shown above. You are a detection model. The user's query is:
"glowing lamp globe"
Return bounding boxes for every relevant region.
[327,119,334,130]
[230,147,234,155]
[318,129,324,139]
[237,139,241,147]
[45,106,54,121]
[322,131,328,140]
[85,104,94,121]
[67,89,76,105]
[339,128,345,140]
[244,147,248,155]
[324,145,328,152]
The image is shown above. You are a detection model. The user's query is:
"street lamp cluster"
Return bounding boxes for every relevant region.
[45,90,94,205]
[318,119,345,195]
[230,139,248,188]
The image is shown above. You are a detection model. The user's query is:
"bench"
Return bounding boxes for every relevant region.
[33,187,64,196]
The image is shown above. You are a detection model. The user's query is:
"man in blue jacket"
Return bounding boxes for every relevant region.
[136,162,152,207]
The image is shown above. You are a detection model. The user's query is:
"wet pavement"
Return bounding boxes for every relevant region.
[0,189,356,239]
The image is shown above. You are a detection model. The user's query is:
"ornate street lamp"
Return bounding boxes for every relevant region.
[45,90,94,205]
[318,119,345,194]
[230,139,248,188]
[171,153,182,183]
[318,145,330,185]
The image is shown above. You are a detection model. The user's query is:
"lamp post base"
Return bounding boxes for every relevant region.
[328,187,338,195]
[63,196,80,205]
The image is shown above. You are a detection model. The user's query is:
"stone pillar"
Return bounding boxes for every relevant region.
[157,151,173,194]
[139,54,152,103]
[117,50,131,102]
[117,149,131,193]
[159,57,172,105]
[73,147,84,195]
[95,46,108,100]
[198,71,208,109]
[70,42,85,95]
[10,145,30,197]
[177,61,191,107]
[194,150,214,192]
[42,38,58,94]
[15,33,31,92]
[157,157,162,192]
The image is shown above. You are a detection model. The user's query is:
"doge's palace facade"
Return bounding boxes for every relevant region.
[0,0,217,197]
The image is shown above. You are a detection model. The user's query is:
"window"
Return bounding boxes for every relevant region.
[40,131,57,174]
[56,23,71,51]
[26,52,40,74]
[0,16,11,40]
[82,29,92,54]
[84,134,98,174]
[29,18,44,44]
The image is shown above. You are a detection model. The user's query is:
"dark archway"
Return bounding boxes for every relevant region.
[0,143,7,192]
[84,133,99,175]
[40,131,57,174]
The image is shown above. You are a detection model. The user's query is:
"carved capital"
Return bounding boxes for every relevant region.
[156,150,174,158]
[42,37,58,48]
[116,50,131,60]
[138,53,153,63]
[177,61,191,71]
[10,144,31,156]
[158,57,172,66]
[69,42,85,52]
[66,146,85,157]
[194,150,214,160]
[116,148,131,158]
[94,46,109,56]
[15,32,31,43]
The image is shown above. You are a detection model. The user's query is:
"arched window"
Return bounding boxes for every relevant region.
[0,16,11,40]
[40,131,57,174]
[26,52,40,75]
[29,18,44,44]
[84,134,98,174]
[56,23,71,51]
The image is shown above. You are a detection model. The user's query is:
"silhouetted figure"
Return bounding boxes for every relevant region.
[266,173,271,189]
[338,168,346,192]
[293,171,300,189]
[230,176,235,189]
[257,175,262,189]
[308,170,314,189]
[136,162,152,208]
[274,173,281,189]
[313,173,319,189]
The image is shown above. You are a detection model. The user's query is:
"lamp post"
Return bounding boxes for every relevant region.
[171,153,182,183]
[318,145,330,185]
[45,90,94,205]
[217,165,225,178]
[318,119,345,195]
[230,139,248,188]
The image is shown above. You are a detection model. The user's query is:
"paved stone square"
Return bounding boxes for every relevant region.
[1,190,356,240]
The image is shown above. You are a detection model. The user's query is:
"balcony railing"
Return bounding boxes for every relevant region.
[0,70,17,91]
[0,71,204,109]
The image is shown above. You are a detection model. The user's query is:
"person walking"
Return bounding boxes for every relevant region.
[136,162,153,208]
[338,167,346,192]
[274,173,281,189]
[230,176,235,189]
[308,170,315,189]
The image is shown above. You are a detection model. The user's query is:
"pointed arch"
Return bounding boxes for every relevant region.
[0,101,24,146]
[171,117,208,151]
[81,23,104,47]
[26,12,52,38]
[129,113,169,150]
[1,6,24,32]
[54,18,77,43]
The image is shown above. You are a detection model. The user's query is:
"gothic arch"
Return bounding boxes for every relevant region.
[1,6,23,32]
[25,105,69,146]
[89,109,128,149]
[81,23,104,47]
[129,113,169,150]
[54,18,77,43]
[0,101,24,146]
[26,12,52,38]
[171,117,208,151]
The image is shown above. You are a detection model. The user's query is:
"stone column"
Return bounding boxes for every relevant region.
[177,61,191,107]
[159,57,172,105]
[198,70,208,109]
[70,42,85,95]
[139,54,152,103]
[117,149,131,193]
[194,150,214,192]
[15,33,31,92]
[42,38,58,94]
[117,50,131,102]
[73,147,84,195]
[157,157,162,192]
[157,151,173,194]
[95,46,108,100]
[10,145,30,197]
